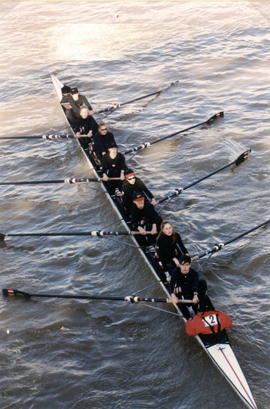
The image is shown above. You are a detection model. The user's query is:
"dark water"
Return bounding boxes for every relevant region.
[0,1,269,408]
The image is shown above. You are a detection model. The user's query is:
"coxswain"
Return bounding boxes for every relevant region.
[101,144,127,196]
[122,170,157,210]
[92,121,117,162]
[60,85,77,125]
[185,304,233,336]
[156,221,189,280]
[73,106,98,152]
[169,255,208,320]
[70,87,94,119]
[130,194,162,250]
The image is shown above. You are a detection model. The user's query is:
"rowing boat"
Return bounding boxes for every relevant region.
[51,74,257,409]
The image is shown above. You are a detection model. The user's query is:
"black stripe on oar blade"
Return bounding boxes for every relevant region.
[235,149,250,166]
[206,111,224,125]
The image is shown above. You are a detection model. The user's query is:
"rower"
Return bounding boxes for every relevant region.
[60,85,77,125]
[73,106,98,152]
[70,87,94,119]
[101,144,127,196]
[130,194,162,250]
[169,255,208,320]
[185,304,233,336]
[122,170,157,210]
[156,221,189,281]
[92,121,117,163]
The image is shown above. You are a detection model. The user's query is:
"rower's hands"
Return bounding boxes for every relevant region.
[192,294,199,304]
[120,172,125,181]
[138,226,147,235]
[87,130,93,137]
[102,174,109,181]
[151,198,157,206]
[168,294,179,304]
[75,132,81,138]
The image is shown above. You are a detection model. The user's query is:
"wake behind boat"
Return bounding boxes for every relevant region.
[48,74,257,409]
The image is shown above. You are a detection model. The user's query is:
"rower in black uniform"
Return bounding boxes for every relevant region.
[169,255,209,320]
[130,194,162,251]
[69,87,94,119]
[156,221,189,281]
[73,106,98,152]
[101,144,127,196]
[92,121,117,163]
[122,170,157,210]
[60,85,77,125]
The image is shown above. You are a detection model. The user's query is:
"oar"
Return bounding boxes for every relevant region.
[0,177,122,186]
[95,80,179,114]
[0,134,90,140]
[193,218,270,260]
[158,150,250,204]
[124,111,224,155]
[2,288,193,304]
[0,230,154,241]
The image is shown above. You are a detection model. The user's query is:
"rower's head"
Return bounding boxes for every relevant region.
[160,221,174,237]
[71,87,79,101]
[98,121,108,135]
[80,106,89,119]
[179,255,191,274]
[125,171,136,185]
[61,85,71,96]
[132,194,145,209]
[108,144,118,158]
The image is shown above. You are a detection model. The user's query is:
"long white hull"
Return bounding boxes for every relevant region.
[50,74,257,409]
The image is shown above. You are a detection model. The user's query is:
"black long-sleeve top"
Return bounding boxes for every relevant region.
[130,201,162,230]
[93,131,116,156]
[101,152,127,177]
[73,115,98,135]
[156,233,188,267]
[122,177,154,206]
[73,115,98,150]
[170,267,199,297]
